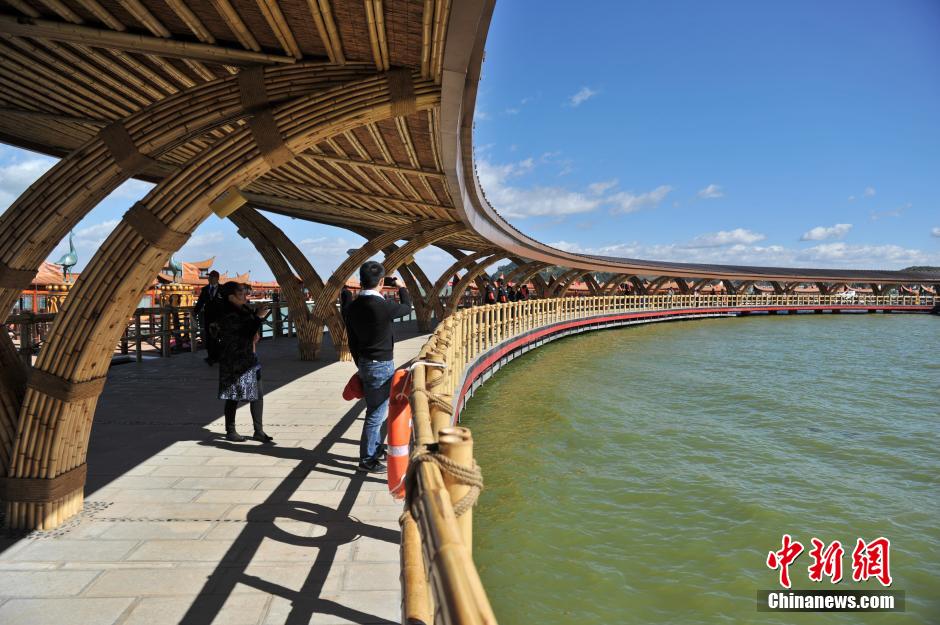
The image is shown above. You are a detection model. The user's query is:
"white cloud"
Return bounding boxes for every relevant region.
[180,231,225,253]
[864,186,876,197]
[545,236,939,270]
[568,87,598,107]
[697,183,724,199]
[608,185,672,214]
[588,179,618,195]
[687,228,765,248]
[800,223,852,241]
[47,219,120,265]
[477,156,602,218]
[0,157,57,207]
[932,227,940,238]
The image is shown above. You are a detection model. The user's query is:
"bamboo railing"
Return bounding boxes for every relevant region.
[402,293,936,624]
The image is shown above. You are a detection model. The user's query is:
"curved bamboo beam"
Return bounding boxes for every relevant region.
[3,71,440,529]
[445,253,508,313]
[240,208,350,360]
[381,223,466,275]
[600,273,630,295]
[229,212,319,359]
[0,63,377,329]
[308,220,444,361]
[424,249,496,323]
[504,260,547,287]
[549,269,582,297]
[557,272,591,298]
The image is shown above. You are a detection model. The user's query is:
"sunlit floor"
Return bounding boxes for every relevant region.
[0,324,429,625]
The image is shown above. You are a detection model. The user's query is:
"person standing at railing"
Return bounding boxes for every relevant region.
[194,270,224,365]
[343,261,413,473]
[483,280,496,305]
[497,279,509,304]
[217,281,273,444]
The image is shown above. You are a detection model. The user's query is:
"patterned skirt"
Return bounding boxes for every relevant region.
[219,363,262,401]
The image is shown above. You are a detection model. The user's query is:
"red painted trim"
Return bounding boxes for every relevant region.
[453,304,932,419]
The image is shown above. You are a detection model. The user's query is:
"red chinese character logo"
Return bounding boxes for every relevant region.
[767,534,804,588]
[851,537,892,586]
[807,538,844,583]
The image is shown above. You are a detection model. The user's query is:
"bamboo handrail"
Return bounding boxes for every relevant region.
[403,292,936,624]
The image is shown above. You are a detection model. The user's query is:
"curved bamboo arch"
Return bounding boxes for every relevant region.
[0,63,377,326]
[445,253,508,313]
[425,249,496,322]
[550,269,582,297]
[504,261,548,286]
[557,272,591,298]
[373,239,430,336]
[601,273,630,295]
[441,247,490,296]
[583,274,601,296]
[630,276,649,295]
[307,220,444,356]
[3,71,440,529]
[381,223,465,275]
[238,208,349,360]
[510,263,551,297]
[229,212,319,359]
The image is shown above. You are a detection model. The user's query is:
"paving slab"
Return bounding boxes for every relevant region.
[0,324,429,624]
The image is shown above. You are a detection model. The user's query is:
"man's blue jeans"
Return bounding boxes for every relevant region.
[358,359,395,463]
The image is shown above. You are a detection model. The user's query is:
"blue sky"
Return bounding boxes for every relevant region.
[1,0,938,281]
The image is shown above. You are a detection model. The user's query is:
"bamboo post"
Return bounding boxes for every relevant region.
[18,313,33,367]
[188,310,196,352]
[135,310,142,362]
[401,511,433,625]
[273,300,283,337]
[438,426,474,550]
[161,307,171,357]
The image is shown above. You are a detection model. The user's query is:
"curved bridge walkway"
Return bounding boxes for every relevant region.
[0,324,429,625]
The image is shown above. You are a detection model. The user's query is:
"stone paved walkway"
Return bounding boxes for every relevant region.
[0,323,430,625]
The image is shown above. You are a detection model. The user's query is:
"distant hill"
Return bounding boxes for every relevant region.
[902,266,940,272]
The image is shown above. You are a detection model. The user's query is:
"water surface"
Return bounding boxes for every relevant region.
[462,314,939,625]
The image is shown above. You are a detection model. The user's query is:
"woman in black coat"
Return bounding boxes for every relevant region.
[218,281,273,443]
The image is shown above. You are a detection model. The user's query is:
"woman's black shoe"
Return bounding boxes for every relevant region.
[252,431,274,444]
[225,431,246,442]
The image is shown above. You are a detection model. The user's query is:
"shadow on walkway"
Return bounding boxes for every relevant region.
[178,400,397,625]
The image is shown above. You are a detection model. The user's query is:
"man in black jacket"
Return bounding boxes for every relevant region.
[343,261,413,473]
[193,270,224,365]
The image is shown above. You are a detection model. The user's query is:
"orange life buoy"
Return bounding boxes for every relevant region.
[387,368,412,499]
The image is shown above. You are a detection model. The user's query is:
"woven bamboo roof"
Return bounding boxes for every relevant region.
[0,0,937,284]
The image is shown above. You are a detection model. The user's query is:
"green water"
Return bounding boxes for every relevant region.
[461,314,939,625]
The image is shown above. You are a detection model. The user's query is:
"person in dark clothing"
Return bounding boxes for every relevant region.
[340,284,354,314]
[217,281,273,443]
[343,261,413,473]
[518,284,529,301]
[497,280,509,304]
[507,285,518,302]
[484,280,496,305]
[193,270,224,364]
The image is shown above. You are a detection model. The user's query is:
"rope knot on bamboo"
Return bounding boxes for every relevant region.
[405,444,483,518]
